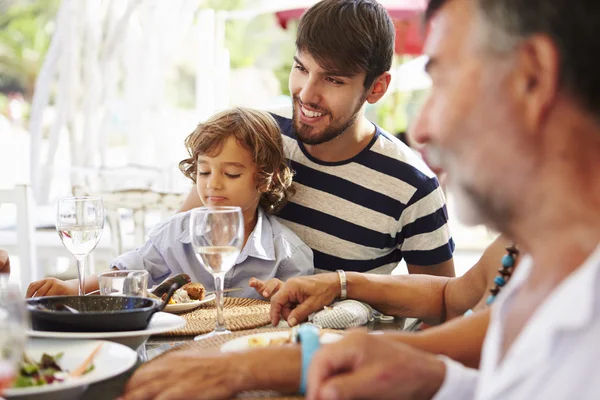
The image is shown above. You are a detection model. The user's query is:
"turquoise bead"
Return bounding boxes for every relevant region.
[494,276,506,286]
[486,295,495,305]
[501,255,515,268]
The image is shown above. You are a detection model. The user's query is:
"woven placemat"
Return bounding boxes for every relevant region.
[157,297,272,336]
[161,327,303,399]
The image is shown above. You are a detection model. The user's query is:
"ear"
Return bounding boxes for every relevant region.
[515,34,560,133]
[366,72,392,104]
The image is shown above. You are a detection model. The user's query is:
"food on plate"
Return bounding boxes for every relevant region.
[13,344,101,388]
[152,273,191,297]
[248,332,294,348]
[163,282,206,304]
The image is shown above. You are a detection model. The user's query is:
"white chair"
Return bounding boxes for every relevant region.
[0,184,40,292]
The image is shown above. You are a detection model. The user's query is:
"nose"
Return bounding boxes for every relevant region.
[298,76,322,107]
[206,173,223,190]
[408,95,434,146]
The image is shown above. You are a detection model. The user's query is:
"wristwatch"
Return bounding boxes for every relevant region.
[336,269,347,300]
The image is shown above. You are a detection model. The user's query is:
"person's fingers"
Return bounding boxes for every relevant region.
[26,280,46,298]
[154,381,233,400]
[269,289,291,326]
[306,337,362,400]
[120,377,167,400]
[32,281,54,298]
[315,365,385,400]
[249,278,265,292]
[262,279,281,298]
[287,297,325,326]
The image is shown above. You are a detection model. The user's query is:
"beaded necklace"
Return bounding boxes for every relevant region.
[486,244,519,305]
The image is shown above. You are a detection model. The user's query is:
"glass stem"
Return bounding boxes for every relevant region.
[76,256,86,296]
[214,273,226,332]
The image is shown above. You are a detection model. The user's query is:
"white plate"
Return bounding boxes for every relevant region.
[164,294,216,314]
[26,312,185,349]
[220,330,343,352]
[3,338,137,400]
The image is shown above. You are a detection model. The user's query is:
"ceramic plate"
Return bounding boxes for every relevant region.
[220,330,343,352]
[26,312,185,349]
[163,294,216,314]
[3,338,137,400]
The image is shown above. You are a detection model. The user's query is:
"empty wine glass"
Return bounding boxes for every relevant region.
[190,206,244,340]
[56,197,104,296]
[0,280,28,392]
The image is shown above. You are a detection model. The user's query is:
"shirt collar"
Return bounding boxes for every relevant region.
[178,207,276,262]
[481,243,600,397]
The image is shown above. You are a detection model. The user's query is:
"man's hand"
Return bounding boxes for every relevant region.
[306,332,446,400]
[26,278,78,298]
[269,274,340,327]
[249,278,283,300]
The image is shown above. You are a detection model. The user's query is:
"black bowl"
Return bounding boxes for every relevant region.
[26,284,178,332]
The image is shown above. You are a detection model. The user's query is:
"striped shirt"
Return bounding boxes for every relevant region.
[272,114,455,274]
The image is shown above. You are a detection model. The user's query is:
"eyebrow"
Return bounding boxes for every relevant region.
[293,56,356,79]
[197,160,247,168]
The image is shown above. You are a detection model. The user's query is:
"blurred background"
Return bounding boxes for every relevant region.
[0,0,495,291]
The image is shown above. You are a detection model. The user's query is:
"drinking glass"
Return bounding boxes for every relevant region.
[98,270,149,297]
[190,206,244,340]
[56,196,104,296]
[0,279,28,392]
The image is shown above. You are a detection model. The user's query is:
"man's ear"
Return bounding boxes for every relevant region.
[366,72,392,104]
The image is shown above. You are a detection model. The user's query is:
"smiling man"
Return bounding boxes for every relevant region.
[181,0,455,278]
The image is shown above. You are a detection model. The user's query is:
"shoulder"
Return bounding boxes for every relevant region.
[147,211,191,244]
[266,213,310,252]
[355,124,439,191]
[269,113,294,138]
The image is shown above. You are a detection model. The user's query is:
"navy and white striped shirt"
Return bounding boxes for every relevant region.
[273,114,455,274]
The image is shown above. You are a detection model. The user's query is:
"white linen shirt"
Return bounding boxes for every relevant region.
[435,243,600,400]
[110,207,314,300]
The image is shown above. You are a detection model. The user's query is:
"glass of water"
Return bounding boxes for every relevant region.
[190,206,244,340]
[0,281,27,392]
[56,196,104,296]
[98,270,149,297]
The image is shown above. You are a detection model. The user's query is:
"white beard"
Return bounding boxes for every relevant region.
[449,182,490,227]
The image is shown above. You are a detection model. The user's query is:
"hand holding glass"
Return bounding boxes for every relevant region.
[56,197,104,296]
[190,206,244,340]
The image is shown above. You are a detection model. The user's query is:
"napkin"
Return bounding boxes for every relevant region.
[309,300,374,329]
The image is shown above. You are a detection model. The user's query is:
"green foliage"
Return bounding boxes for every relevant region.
[0,0,60,99]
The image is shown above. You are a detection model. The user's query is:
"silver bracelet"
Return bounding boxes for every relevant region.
[336,269,347,300]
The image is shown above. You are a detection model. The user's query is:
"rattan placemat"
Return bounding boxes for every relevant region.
[157,297,272,336]
[161,327,303,399]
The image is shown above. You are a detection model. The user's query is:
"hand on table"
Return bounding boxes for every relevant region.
[249,277,283,300]
[26,278,78,298]
[119,350,249,400]
[306,332,446,400]
[269,274,340,327]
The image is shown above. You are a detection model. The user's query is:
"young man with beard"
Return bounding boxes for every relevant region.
[180,0,455,277]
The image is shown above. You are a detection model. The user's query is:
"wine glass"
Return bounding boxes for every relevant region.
[56,196,104,296]
[0,279,28,392]
[189,206,244,340]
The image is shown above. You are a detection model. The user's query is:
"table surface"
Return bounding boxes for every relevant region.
[84,317,408,400]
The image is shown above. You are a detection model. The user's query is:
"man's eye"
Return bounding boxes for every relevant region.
[325,77,343,85]
[294,65,307,73]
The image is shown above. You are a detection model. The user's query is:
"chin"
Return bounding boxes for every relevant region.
[451,185,489,227]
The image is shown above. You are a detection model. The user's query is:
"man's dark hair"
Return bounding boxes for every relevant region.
[425,0,600,119]
[296,0,395,90]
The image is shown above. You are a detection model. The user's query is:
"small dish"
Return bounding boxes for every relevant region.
[163,294,216,314]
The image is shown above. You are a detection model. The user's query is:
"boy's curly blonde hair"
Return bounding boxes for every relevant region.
[179,107,294,215]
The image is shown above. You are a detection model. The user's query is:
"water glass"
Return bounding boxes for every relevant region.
[98,270,149,297]
[190,206,244,340]
[0,281,28,392]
